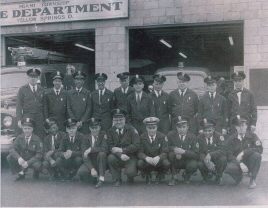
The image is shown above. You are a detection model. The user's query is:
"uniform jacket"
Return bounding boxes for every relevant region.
[226,131,263,162]
[227,88,257,126]
[81,130,108,170]
[197,131,227,161]
[58,131,84,158]
[197,92,228,129]
[167,130,199,160]
[168,88,199,119]
[44,88,68,119]
[107,124,140,158]
[9,133,43,166]
[114,86,135,111]
[16,84,45,120]
[44,131,67,161]
[90,88,114,119]
[150,90,170,119]
[67,88,91,122]
[126,92,155,123]
[138,131,168,161]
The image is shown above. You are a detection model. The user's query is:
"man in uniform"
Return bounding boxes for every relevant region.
[138,117,170,184]
[7,118,43,181]
[197,76,228,135]
[67,71,91,135]
[114,72,135,111]
[167,116,199,186]
[44,71,68,132]
[150,74,171,135]
[197,118,227,185]
[107,109,140,187]
[16,68,45,140]
[126,75,155,135]
[56,119,83,182]
[168,72,199,135]
[227,72,257,134]
[42,117,67,180]
[224,115,262,189]
[90,73,114,132]
[77,118,108,188]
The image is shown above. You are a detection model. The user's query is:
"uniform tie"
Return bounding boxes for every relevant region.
[207,138,212,151]
[118,129,122,145]
[99,90,103,104]
[56,90,59,96]
[151,137,154,146]
[210,93,214,104]
[25,137,29,149]
[71,136,74,144]
[32,86,36,96]
[51,136,55,150]
[180,89,184,100]
[137,94,141,108]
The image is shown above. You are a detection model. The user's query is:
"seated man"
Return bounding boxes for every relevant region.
[138,117,170,184]
[7,118,43,181]
[77,118,108,188]
[107,109,140,187]
[42,117,67,180]
[56,119,83,182]
[168,116,199,186]
[224,115,263,189]
[197,118,227,186]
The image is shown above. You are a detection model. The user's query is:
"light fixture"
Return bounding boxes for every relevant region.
[229,36,234,46]
[75,43,95,51]
[179,52,187,58]
[160,39,172,48]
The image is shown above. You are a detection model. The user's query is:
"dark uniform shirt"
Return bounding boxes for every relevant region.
[138,131,168,161]
[9,133,43,166]
[44,131,67,159]
[226,132,263,162]
[107,124,140,158]
[167,130,199,160]
[81,131,108,155]
[114,86,135,111]
[197,131,227,161]
[150,90,170,120]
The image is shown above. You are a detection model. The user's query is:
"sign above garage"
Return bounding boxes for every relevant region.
[0,0,128,26]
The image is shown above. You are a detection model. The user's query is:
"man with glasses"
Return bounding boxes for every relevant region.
[107,109,140,187]
[16,68,45,140]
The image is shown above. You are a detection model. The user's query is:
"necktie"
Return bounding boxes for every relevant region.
[51,136,55,150]
[33,86,36,96]
[236,91,242,105]
[71,137,74,143]
[180,90,184,100]
[118,130,122,145]
[123,89,126,95]
[56,90,59,96]
[207,138,212,151]
[151,137,154,146]
[25,137,29,148]
[210,93,214,104]
[137,94,141,108]
[99,90,103,104]
[157,91,160,97]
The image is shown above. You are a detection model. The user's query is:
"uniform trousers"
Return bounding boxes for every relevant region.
[42,153,61,175]
[56,156,83,177]
[7,154,42,175]
[137,159,170,174]
[107,154,138,180]
[225,152,261,181]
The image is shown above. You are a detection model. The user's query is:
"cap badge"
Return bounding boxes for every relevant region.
[136,74,139,78]
[237,115,240,120]
[236,72,239,76]
[92,118,95,122]
[204,118,207,123]
[68,118,71,122]
[46,119,50,123]
[117,109,120,113]
[208,76,211,79]
[150,117,153,121]
[33,68,35,72]
[178,116,181,121]
[57,71,60,75]
[26,118,30,122]
[78,71,81,75]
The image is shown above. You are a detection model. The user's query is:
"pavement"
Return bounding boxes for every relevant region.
[1,157,268,207]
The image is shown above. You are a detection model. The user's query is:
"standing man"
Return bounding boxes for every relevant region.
[107,109,140,187]
[16,68,45,140]
[114,72,135,111]
[67,71,91,135]
[77,118,108,188]
[197,119,227,185]
[150,74,171,135]
[126,75,155,135]
[44,71,68,132]
[227,72,257,134]
[42,117,67,180]
[197,76,228,135]
[167,116,199,186]
[90,73,114,132]
[168,72,199,135]
[56,119,83,182]
[225,115,262,189]
[138,117,170,184]
[7,118,43,181]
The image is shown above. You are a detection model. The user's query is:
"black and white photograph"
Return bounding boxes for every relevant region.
[1,0,268,207]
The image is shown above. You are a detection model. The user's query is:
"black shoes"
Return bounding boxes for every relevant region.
[33,171,39,179]
[168,177,179,186]
[236,174,243,185]
[215,176,223,186]
[249,178,256,189]
[95,180,103,188]
[127,176,134,184]
[114,179,122,187]
[14,173,25,181]
[182,171,191,184]
[146,173,152,184]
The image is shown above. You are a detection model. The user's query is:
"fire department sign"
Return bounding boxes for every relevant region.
[0,0,128,26]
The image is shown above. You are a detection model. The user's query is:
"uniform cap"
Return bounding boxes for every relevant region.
[94,73,108,81]
[177,72,190,81]
[21,117,36,127]
[27,68,41,77]
[232,115,248,125]
[231,71,246,81]
[174,116,189,125]
[51,71,64,81]
[73,71,86,79]
[117,72,130,80]
[111,109,127,118]
[131,75,145,84]
[143,117,160,125]
[44,117,58,129]
[204,75,219,84]
[199,118,216,128]
[153,74,166,83]
[86,118,101,127]
[64,118,78,127]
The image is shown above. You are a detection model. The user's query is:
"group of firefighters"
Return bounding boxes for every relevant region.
[6,66,263,189]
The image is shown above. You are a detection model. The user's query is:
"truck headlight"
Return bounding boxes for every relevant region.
[3,116,12,127]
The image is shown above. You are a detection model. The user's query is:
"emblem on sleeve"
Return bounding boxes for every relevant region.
[104,135,107,140]
[40,143,43,148]
[256,141,261,146]
[220,136,224,141]
[165,137,168,142]
[134,129,138,134]
[196,143,199,148]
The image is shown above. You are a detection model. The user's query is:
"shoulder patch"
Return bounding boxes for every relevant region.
[256,140,261,146]
[165,137,168,142]
[196,143,199,148]
[40,143,43,148]
[104,135,107,140]
[220,136,224,141]
[134,129,138,134]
